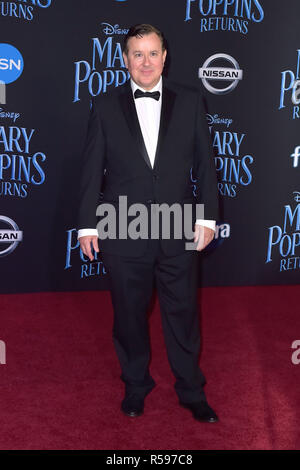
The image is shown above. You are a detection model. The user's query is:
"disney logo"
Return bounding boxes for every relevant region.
[293,191,300,202]
[207,113,233,128]
[101,23,129,36]
[0,107,20,122]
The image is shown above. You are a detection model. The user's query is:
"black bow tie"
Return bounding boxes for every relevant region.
[134,89,161,101]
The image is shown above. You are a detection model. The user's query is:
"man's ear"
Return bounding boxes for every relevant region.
[123,52,128,69]
[163,49,167,65]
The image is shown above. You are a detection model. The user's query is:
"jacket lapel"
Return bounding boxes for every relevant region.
[119,83,152,170]
[153,80,176,171]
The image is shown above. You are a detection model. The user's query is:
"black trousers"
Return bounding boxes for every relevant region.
[101,239,207,403]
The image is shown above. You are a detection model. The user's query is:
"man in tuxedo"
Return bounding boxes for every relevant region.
[77,24,219,423]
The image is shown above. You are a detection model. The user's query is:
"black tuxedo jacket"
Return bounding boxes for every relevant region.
[77,78,219,257]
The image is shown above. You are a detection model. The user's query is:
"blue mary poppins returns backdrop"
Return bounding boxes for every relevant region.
[0,0,299,293]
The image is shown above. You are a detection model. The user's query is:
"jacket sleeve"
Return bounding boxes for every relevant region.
[77,98,106,230]
[193,91,220,222]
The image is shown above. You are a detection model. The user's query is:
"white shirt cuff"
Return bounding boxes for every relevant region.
[78,221,216,239]
[195,219,216,231]
[77,228,98,240]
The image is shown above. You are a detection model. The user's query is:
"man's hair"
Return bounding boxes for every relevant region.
[123,24,167,55]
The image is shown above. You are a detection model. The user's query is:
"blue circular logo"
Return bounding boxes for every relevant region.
[0,44,24,84]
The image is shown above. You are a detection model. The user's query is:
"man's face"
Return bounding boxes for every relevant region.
[123,32,167,90]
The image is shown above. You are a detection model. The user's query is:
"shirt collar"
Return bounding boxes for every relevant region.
[130,76,162,96]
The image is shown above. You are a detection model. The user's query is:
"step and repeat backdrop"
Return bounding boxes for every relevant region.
[0,0,299,293]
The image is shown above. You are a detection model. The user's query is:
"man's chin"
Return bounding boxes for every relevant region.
[137,77,160,90]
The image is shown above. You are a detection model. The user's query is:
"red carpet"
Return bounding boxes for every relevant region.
[0,285,299,450]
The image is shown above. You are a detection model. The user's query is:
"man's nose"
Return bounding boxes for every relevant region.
[143,54,150,66]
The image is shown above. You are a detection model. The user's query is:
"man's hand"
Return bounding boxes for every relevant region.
[194,225,215,251]
[79,235,99,261]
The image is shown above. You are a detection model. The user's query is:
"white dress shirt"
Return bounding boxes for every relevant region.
[78,77,215,240]
[131,77,162,167]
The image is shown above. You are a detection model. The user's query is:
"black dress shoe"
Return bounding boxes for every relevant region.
[179,400,219,423]
[121,393,144,417]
